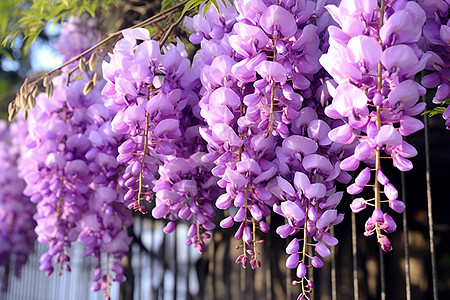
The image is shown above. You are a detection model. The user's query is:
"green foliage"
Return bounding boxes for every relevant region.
[182,0,231,16]
[161,0,185,10]
[424,98,450,117]
[2,0,118,52]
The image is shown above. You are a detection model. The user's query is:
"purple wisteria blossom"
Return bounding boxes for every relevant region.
[18,20,132,297]
[0,121,36,292]
[102,27,219,252]
[187,1,350,298]
[321,0,429,251]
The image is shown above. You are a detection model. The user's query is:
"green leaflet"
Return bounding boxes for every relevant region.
[182,0,233,16]
[2,0,118,53]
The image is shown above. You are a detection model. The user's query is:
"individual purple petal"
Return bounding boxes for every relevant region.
[292,24,319,53]
[259,221,270,233]
[376,169,389,185]
[243,226,252,243]
[332,83,368,117]
[234,207,246,222]
[379,2,425,45]
[346,35,382,71]
[399,116,424,136]
[152,204,169,218]
[381,213,397,233]
[293,172,310,193]
[376,125,402,147]
[233,22,269,48]
[216,193,232,210]
[209,87,241,109]
[433,83,450,104]
[302,154,334,173]
[384,183,398,201]
[347,183,363,195]
[322,232,339,247]
[307,120,332,146]
[328,123,357,144]
[209,55,236,85]
[372,208,384,223]
[320,192,343,210]
[286,238,299,254]
[440,24,450,44]
[276,223,294,239]
[282,135,318,156]
[297,262,307,278]
[281,201,305,221]
[234,191,246,207]
[311,256,324,268]
[163,222,176,233]
[355,167,371,186]
[286,253,300,269]
[315,241,330,258]
[260,5,297,37]
[316,210,337,230]
[277,176,296,197]
[249,205,263,221]
[387,80,420,111]
[392,155,413,172]
[212,123,243,147]
[115,77,138,98]
[255,61,287,83]
[421,72,441,89]
[223,168,248,188]
[350,198,366,213]
[394,141,418,158]
[354,142,373,161]
[122,28,150,42]
[381,45,418,77]
[389,200,405,213]
[304,183,327,200]
[379,235,392,252]
[154,119,181,138]
[340,155,360,171]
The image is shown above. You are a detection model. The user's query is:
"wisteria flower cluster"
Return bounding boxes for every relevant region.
[184,0,352,297]
[3,0,445,299]
[0,121,36,292]
[320,0,429,251]
[16,18,132,297]
[102,27,221,252]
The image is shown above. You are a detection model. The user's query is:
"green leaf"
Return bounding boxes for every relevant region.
[203,1,212,17]
[23,31,39,53]
[2,0,118,49]
[182,0,203,15]
[442,98,450,105]
[0,47,13,60]
[211,0,220,11]
[424,106,447,117]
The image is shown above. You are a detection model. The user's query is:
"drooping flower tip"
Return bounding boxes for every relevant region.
[350,197,366,213]
[379,235,393,252]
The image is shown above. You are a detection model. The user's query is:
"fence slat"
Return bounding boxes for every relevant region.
[424,112,439,300]
[401,172,412,300]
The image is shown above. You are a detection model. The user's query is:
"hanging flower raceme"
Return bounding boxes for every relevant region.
[320,0,430,252]
[102,28,200,211]
[17,19,132,298]
[187,1,349,298]
[0,121,36,293]
[102,27,220,252]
